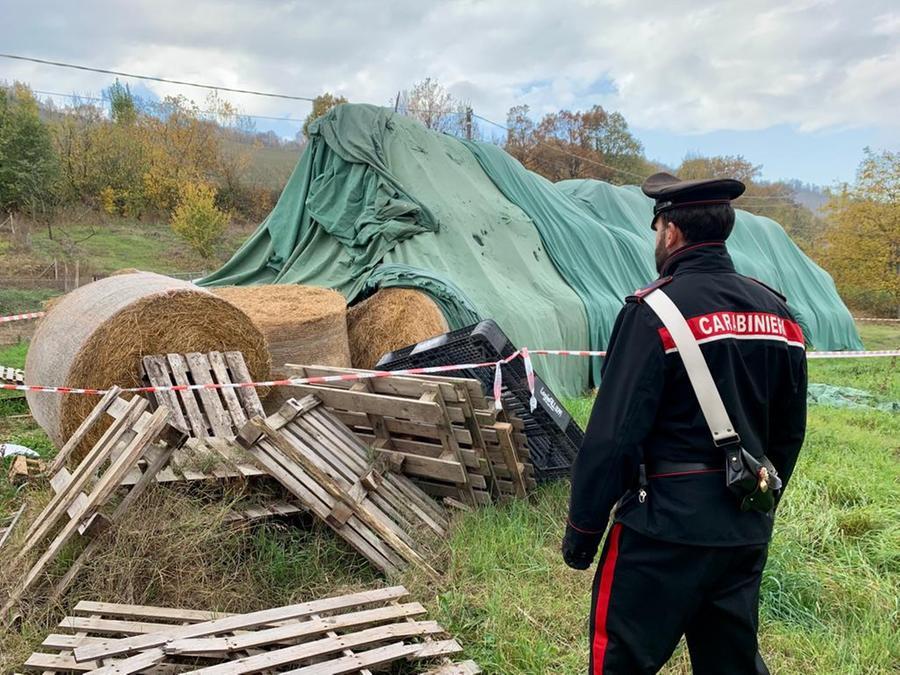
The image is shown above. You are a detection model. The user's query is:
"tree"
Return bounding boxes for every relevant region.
[0,83,61,234]
[820,148,900,316]
[504,104,647,184]
[675,154,824,252]
[170,182,229,259]
[397,78,473,137]
[105,79,137,125]
[677,154,761,184]
[303,92,348,138]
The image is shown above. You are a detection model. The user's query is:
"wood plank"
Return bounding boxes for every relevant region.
[185,352,234,437]
[72,601,225,623]
[207,351,248,430]
[280,639,463,675]
[59,616,178,636]
[181,620,444,675]
[253,417,437,577]
[0,503,25,551]
[6,409,173,617]
[165,602,427,654]
[47,387,122,474]
[223,351,264,417]
[280,384,445,424]
[166,353,208,437]
[374,450,467,484]
[73,587,409,662]
[142,356,189,434]
[18,396,148,556]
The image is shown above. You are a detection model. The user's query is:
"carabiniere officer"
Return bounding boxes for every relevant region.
[562,173,808,674]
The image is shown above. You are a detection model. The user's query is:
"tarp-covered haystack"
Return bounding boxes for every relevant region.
[200,104,861,395]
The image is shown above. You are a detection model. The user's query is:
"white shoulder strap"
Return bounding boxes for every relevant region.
[642,289,740,446]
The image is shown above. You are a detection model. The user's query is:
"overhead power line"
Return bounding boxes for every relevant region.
[0,53,316,102]
[31,88,305,124]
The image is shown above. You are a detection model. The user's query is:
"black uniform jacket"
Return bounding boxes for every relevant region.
[567,241,808,548]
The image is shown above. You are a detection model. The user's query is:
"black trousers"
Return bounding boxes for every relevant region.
[588,523,769,675]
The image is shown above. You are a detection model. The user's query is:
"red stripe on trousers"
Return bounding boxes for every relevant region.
[592,523,623,675]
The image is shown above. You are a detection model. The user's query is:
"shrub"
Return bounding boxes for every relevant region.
[170,182,229,259]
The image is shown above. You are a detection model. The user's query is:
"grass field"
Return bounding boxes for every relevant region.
[0,324,897,673]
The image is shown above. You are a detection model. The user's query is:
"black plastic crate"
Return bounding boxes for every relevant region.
[376,320,583,482]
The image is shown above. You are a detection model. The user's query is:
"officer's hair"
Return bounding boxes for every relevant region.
[663,204,735,243]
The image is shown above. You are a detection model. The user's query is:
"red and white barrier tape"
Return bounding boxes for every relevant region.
[0,311,45,323]
[854,317,900,323]
[806,349,900,359]
[2,347,897,398]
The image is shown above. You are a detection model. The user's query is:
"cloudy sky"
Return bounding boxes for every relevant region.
[2,0,897,186]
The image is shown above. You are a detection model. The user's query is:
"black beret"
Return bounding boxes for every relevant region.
[642,172,745,229]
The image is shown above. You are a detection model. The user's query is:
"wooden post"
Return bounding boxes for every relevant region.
[74,260,80,288]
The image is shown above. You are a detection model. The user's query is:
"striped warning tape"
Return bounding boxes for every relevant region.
[0,311,45,323]
[807,349,900,359]
[4,348,896,399]
[853,317,900,323]
[2,352,525,411]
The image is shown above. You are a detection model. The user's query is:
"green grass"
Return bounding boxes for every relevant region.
[807,322,900,400]
[0,324,897,673]
[0,212,255,280]
[0,288,58,315]
[0,343,28,370]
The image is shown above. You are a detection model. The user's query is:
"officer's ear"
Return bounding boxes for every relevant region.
[665,221,686,249]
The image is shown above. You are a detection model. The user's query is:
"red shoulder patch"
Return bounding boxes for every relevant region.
[630,275,673,301]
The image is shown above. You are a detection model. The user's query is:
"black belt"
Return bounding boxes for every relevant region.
[646,460,723,478]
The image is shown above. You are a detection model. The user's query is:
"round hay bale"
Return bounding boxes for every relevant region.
[26,273,269,449]
[347,288,449,369]
[211,285,351,375]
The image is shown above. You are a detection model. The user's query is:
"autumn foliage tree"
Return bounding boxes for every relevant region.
[676,154,822,250]
[505,104,647,184]
[820,149,900,316]
[303,92,348,138]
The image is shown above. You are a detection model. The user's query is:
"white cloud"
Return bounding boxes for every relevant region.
[0,0,897,137]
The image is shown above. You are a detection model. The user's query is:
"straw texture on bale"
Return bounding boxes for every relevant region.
[346,288,449,369]
[211,285,351,375]
[26,273,269,449]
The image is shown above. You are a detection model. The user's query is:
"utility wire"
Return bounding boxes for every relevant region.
[31,88,305,124]
[10,57,811,199]
[0,52,316,102]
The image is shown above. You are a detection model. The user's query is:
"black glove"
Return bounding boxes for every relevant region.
[561,522,603,570]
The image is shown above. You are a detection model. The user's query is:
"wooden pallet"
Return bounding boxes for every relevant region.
[1,363,25,384]
[275,367,490,506]
[142,351,265,439]
[238,396,449,577]
[278,366,535,501]
[2,392,187,622]
[6,455,47,485]
[26,586,472,673]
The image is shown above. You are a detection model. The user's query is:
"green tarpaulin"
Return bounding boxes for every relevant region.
[200,103,861,396]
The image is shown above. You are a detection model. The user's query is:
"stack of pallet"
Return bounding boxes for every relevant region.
[1,390,188,620]
[24,586,481,673]
[276,365,535,506]
[238,396,450,577]
[139,352,453,577]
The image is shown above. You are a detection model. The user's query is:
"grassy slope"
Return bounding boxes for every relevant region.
[0,327,897,673]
